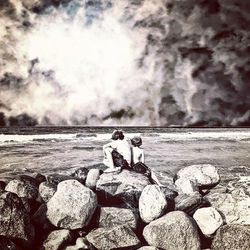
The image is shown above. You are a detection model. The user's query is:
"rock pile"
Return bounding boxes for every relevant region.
[0,164,249,249]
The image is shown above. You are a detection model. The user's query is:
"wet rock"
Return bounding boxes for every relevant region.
[0,192,34,247]
[143,211,200,250]
[85,169,101,189]
[86,225,141,250]
[0,236,20,250]
[5,179,38,200]
[206,191,250,225]
[193,207,223,237]
[211,225,250,250]
[96,169,150,208]
[43,229,73,250]
[47,180,97,229]
[175,191,207,215]
[139,185,168,223]
[175,178,199,194]
[65,237,90,250]
[99,207,138,230]
[176,164,220,188]
[71,167,89,183]
[39,181,57,202]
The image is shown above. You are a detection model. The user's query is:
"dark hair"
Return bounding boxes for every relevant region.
[118,130,124,140]
[111,130,120,140]
[131,136,142,147]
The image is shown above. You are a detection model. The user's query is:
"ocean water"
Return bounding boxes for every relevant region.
[0,127,250,189]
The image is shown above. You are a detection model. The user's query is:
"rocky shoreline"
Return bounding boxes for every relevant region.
[0,164,249,250]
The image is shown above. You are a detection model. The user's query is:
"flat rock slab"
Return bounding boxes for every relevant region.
[47,180,97,229]
[86,225,141,250]
[206,191,250,225]
[143,211,200,250]
[211,225,250,250]
[96,169,151,207]
[99,207,138,229]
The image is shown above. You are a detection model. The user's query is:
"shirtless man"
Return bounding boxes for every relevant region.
[103,130,131,171]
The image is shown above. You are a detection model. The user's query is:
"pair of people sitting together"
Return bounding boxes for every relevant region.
[103,130,161,185]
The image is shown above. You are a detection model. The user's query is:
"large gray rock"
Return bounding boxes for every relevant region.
[96,169,151,208]
[85,169,101,189]
[43,229,72,250]
[193,207,223,236]
[211,225,250,250]
[139,185,167,223]
[47,180,97,229]
[175,191,206,215]
[175,178,199,194]
[39,181,56,202]
[206,191,250,225]
[86,225,141,250]
[176,164,220,188]
[0,192,34,247]
[143,211,200,250]
[5,179,38,200]
[99,207,138,230]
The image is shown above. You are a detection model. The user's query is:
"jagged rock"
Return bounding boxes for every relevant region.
[176,164,220,188]
[99,207,138,230]
[43,229,73,250]
[71,167,89,183]
[139,185,168,223]
[175,191,207,215]
[193,207,223,236]
[5,179,38,200]
[96,169,151,208]
[39,181,57,202]
[143,211,200,250]
[206,191,250,225]
[86,225,141,250]
[0,236,21,250]
[47,180,97,229]
[65,237,90,250]
[175,178,199,194]
[0,192,34,247]
[85,169,101,189]
[211,225,250,250]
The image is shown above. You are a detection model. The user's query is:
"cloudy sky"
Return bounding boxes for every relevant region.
[0,0,249,126]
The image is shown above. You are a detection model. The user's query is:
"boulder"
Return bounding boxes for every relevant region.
[5,179,38,200]
[43,229,73,250]
[86,225,141,250]
[175,178,199,194]
[211,225,250,250]
[99,207,138,230]
[85,169,101,189]
[175,191,207,215]
[137,247,159,250]
[206,191,250,225]
[0,192,34,247]
[0,236,20,250]
[193,207,223,236]
[176,164,220,188]
[47,180,97,229]
[96,169,151,208]
[139,185,168,223]
[143,211,200,250]
[39,181,57,202]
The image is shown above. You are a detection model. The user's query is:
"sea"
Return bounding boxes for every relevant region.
[0,127,250,190]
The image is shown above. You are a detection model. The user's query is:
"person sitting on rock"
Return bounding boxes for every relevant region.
[103,130,131,172]
[131,136,161,185]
